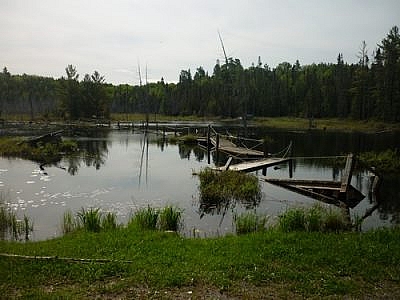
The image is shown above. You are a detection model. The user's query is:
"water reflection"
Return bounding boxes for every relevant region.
[1,127,399,240]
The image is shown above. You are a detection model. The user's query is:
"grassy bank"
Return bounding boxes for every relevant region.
[2,114,400,132]
[254,117,400,132]
[0,137,77,164]
[1,226,399,298]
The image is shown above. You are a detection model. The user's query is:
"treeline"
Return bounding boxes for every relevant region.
[1,26,399,122]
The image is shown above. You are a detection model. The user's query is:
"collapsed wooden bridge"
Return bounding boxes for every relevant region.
[263,154,366,209]
[198,125,293,174]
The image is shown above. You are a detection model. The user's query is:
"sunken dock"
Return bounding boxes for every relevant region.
[215,157,292,173]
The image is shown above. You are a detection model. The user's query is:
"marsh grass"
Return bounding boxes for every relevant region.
[77,208,102,232]
[234,212,268,234]
[129,206,159,230]
[0,193,33,241]
[0,137,78,164]
[102,212,118,230]
[198,168,261,206]
[62,208,118,234]
[279,205,350,233]
[61,210,78,234]
[158,206,182,232]
[358,149,400,173]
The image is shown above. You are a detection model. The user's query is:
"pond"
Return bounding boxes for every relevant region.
[1,125,399,240]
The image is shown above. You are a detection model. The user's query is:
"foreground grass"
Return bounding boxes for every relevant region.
[1,227,399,298]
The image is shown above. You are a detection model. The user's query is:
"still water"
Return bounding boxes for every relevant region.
[1,126,399,240]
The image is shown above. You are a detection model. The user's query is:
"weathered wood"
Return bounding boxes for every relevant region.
[25,130,63,146]
[0,253,133,264]
[340,153,355,194]
[263,177,365,209]
[215,157,292,172]
[222,156,233,171]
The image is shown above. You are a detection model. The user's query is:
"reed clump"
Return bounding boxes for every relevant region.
[129,205,182,232]
[278,204,350,233]
[198,168,261,206]
[0,193,33,241]
[234,212,268,234]
[158,206,182,232]
[129,206,159,230]
[61,208,118,234]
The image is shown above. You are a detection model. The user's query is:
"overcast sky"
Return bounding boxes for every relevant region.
[1,0,399,85]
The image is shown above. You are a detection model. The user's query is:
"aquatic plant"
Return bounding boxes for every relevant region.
[278,205,350,233]
[0,193,33,241]
[358,149,400,174]
[61,209,79,234]
[102,212,118,230]
[62,208,118,234]
[77,208,102,232]
[198,168,261,211]
[158,206,182,232]
[234,212,268,235]
[0,137,78,164]
[129,206,160,230]
[278,207,307,232]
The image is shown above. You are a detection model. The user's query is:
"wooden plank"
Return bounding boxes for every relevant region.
[340,153,355,193]
[216,157,291,172]
[209,136,264,157]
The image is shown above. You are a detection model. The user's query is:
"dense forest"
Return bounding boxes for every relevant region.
[1,26,399,122]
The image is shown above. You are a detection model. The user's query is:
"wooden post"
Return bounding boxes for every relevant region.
[262,167,267,176]
[289,159,293,178]
[263,140,268,157]
[216,133,220,165]
[207,125,211,164]
[340,153,355,198]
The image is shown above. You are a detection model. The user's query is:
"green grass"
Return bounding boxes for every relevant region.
[62,208,118,234]
[1,226,399,298]
[158,206,182,232]
[198,168,261,208]
[1,193,33,241]
[129,206,159,230]
[358,149,400,174]
[278,205,350,233]
[253,116,400,132]
[0,137,78,164]
[234,212,268,234]
[129,205,182,232]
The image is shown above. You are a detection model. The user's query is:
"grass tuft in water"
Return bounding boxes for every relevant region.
[129,206,159,230]
[234,212,268,234]
[278,205,350,233]
[102,212,118,230]
[198,168,261,208]
[0,193,33,241]
[61,209,79,234]
[158,206,182,232]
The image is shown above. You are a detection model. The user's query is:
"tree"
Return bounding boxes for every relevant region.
[378,26,400,122]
